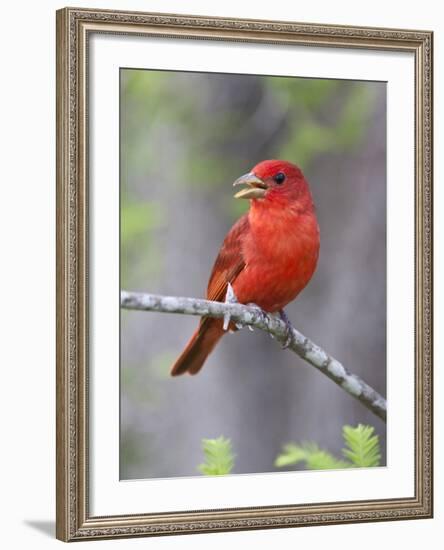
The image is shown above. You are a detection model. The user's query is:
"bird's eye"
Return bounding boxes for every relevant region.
[274,172,286,184]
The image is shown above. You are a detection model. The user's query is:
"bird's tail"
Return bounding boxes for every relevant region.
[170,319,225,376]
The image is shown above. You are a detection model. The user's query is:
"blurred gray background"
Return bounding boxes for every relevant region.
[120,69,386,479]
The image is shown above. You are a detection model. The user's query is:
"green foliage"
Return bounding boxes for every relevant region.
[121,200,165,247]
[198,436,235,476]
[274,424,381,471]
[267,76,339,110]
[274,442,349,470]
[276,81,374,168]
[120,198,166,288]
[342,424,381,467]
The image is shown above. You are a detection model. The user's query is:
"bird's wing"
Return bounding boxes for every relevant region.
[176,213,248,373]
[206,214,249,303]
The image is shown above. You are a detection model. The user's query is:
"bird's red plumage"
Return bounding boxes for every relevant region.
[171,160,320,376]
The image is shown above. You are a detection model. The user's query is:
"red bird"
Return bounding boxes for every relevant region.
[171,160,320,376]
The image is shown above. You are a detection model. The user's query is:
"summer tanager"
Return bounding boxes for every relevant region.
[170,159,320,376]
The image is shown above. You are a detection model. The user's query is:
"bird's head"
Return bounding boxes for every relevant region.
[233,160,313,210]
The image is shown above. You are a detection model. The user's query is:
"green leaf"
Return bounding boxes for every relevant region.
[120,200,165,246]
[198,436,235,476]
[274,424,382,471]
[342,424,381,467]
[274,442,349,471]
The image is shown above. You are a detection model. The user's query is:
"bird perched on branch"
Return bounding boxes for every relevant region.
[170,159,320,376]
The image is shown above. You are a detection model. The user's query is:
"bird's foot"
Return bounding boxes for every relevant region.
[223,283,238,331]
[278,309,294,349]
[244,302,265,332]
[222,286,265,333]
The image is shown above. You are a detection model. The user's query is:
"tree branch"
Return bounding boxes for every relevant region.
[121,290,386,422]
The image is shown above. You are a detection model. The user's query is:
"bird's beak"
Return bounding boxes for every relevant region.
[233,173,268,200]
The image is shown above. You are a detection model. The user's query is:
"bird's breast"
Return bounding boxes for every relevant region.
[233,209,319,312]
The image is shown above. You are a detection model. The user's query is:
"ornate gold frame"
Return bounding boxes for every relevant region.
[56,7,433,542]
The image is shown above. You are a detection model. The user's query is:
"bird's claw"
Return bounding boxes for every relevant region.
[246,302,264,332]
[282,334,292,349]
[279,309,293,349]
[223,283,238,331]
[222,288,264,333]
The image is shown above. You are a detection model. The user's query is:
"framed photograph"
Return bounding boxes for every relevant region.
[56,7,433,541]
